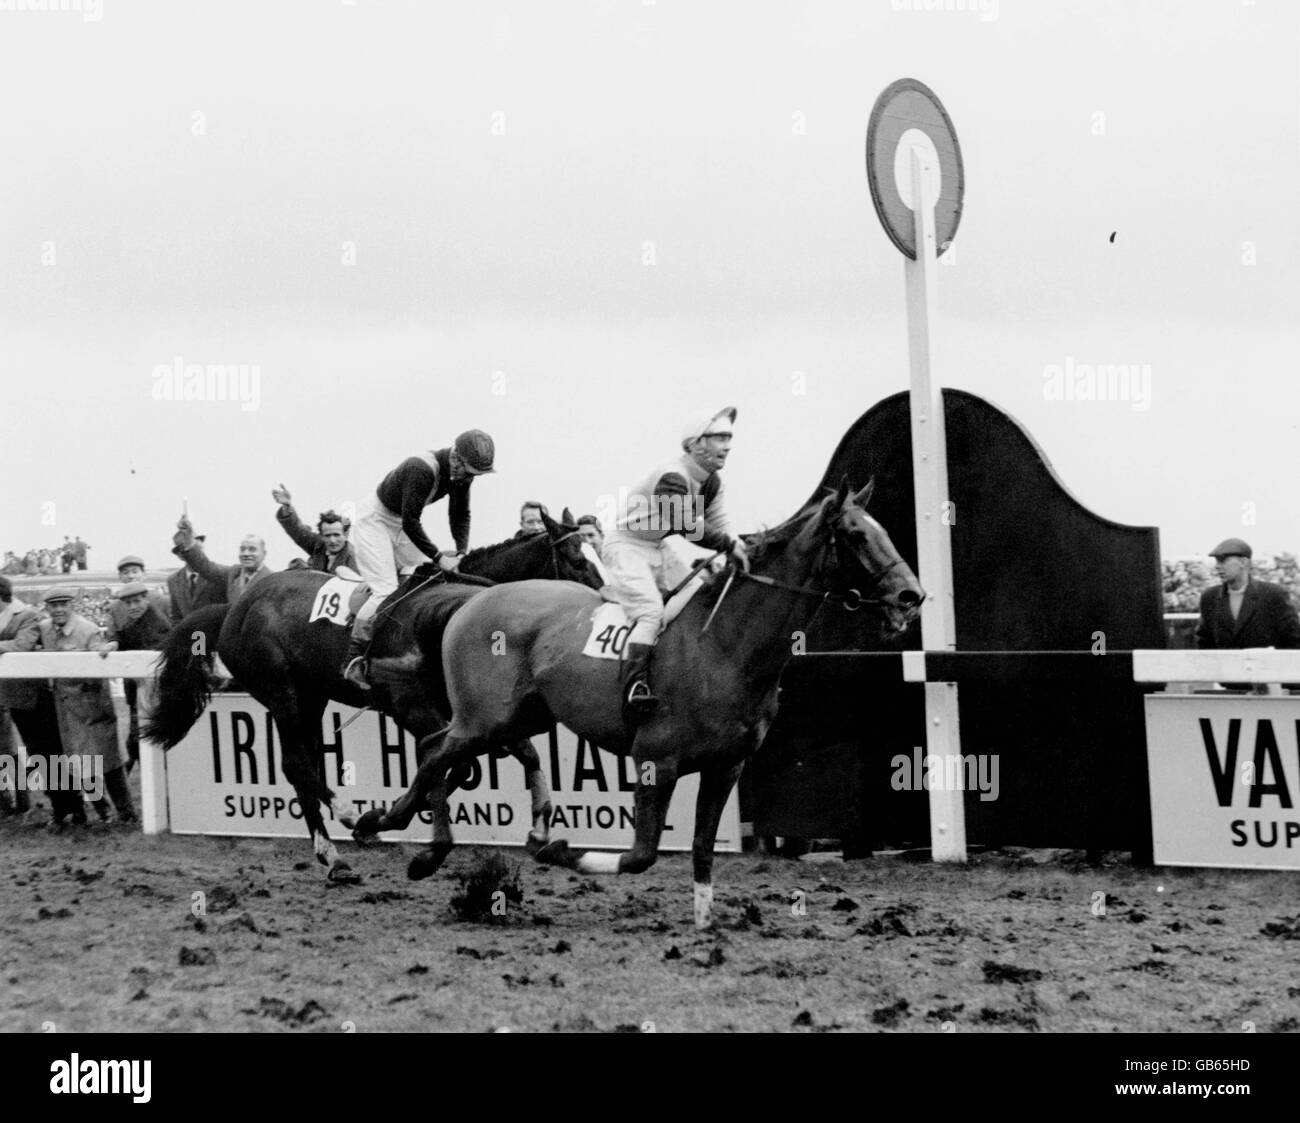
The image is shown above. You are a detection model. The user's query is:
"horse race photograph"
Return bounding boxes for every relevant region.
[0,0,1296,1093]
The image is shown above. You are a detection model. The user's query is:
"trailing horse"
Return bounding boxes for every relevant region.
[354,480,924,926]
[143,509,601,883]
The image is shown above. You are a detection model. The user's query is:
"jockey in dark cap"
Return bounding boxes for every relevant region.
[344,430,496,689]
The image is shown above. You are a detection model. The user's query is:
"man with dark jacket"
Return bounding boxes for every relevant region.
[1195,538,1300,649]
[269,485,357,573]
[1196,538,1300,689]
[102,582,173,772]
[166,533,224,624]
[0,577,85,825]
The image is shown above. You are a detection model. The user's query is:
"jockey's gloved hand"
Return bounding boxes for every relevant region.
[271,483,292,507]
[437,553,462,573]
[730,538,750,573]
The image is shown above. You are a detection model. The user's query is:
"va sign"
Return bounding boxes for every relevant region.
[1145,695,1300,870]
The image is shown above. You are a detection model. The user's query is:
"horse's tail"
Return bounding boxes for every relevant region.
[141,604,231,750]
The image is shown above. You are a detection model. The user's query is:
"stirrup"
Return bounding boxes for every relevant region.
[625,679,658,713]
[344,655,371,691]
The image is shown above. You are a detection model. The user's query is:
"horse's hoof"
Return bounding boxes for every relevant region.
[407,849,443,881]
[534,840,575,868]
[524,832,549,858]
[352,828,381,848]
[327,862,362,885]
[354,809,383,836]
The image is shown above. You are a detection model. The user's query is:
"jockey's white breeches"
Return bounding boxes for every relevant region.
[352,494,428,624]
[603,533,702,647]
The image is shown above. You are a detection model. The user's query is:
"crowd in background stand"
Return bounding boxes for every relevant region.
[2,537,91,576]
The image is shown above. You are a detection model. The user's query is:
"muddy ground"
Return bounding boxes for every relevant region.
[3,804,1299,1034]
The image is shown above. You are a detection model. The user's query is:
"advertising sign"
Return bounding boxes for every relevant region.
[1145,694,1300,870]
[165,695,740,852]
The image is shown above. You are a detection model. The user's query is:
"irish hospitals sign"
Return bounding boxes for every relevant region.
[162,695,739,852]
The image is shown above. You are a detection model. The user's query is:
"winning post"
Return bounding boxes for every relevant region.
[866,78,967,861]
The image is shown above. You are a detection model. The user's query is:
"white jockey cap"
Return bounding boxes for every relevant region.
[680,406,737,450]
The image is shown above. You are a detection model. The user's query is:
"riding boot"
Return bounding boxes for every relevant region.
[621,642,659,721]
[105,767,136,824]
[343,610,375,692]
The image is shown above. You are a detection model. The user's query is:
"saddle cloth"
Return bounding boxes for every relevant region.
[308,566,370,626]
[582,569,711,660]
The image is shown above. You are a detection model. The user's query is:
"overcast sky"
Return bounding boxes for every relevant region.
[0,0,1296,575]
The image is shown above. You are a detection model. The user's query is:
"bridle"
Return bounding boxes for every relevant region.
[546,528,587,583]
[700,516,905,633]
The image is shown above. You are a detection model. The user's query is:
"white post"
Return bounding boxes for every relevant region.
[905,145,966,862]
[140,737,169,835]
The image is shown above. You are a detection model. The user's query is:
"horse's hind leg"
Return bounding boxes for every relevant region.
[269,689,360,885]
[689,761,745,930]
[537,749,678,876]
[509,739,553,855]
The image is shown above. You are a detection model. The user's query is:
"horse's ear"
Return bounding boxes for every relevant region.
[853,477,875,509]
[835,476,851,506]
[562,507,574,526]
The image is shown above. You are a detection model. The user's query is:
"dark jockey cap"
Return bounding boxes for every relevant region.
[1209,538,1252,559]
[454,430,496,474]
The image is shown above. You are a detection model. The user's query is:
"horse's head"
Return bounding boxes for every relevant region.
[812,477,925,638]
[544,507,604,589]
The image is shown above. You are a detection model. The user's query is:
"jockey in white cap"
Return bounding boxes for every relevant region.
[603,406,749,720]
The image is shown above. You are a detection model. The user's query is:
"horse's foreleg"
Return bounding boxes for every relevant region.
[407,732,484,881]
[353,726,449,839]
[509,739,553,854]
[689,761,745,930]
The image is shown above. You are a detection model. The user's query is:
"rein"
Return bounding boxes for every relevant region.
[696,528,907,635]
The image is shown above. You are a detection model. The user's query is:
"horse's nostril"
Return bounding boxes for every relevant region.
[897,590,922,608]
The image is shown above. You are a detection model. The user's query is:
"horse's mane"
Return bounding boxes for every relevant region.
[460,533,544,568]
[740,498,826,565]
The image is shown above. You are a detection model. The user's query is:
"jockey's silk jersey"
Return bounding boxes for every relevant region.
[374,449,472,560]
[612,453,733,552]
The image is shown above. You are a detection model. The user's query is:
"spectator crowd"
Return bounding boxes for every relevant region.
[2,537,91,576]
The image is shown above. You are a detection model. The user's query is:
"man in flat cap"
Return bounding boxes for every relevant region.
[105,556,170,643]
[39,590,135,824]
[1195,539,1300,673]
[103,582,173,773]
[603,407,749,721]
[0,576,86,824]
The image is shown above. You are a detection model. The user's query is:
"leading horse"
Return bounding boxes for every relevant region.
[143,509,601,883]
[355,480,924,926]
